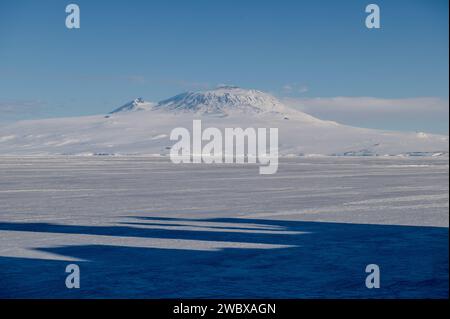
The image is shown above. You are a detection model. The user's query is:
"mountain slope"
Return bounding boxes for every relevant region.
[109,98,155,114]
[0,87,448,156]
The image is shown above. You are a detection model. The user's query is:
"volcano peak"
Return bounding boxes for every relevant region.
[153,86,287,115]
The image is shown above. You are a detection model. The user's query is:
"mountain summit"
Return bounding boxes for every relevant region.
[153,86,288,115]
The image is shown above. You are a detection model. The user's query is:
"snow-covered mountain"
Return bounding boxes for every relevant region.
[112,86,318,120]
[0,86,448,156]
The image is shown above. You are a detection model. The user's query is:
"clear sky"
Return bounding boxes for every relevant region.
[0,0,448,133]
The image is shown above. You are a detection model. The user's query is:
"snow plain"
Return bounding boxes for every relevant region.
[0,156,448,298]
[0,87,448,298]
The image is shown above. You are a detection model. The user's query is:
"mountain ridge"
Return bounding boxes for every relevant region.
[110,98,155,114]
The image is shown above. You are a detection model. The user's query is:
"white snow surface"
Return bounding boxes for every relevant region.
[0,87,448,156]
[0,156,448,298]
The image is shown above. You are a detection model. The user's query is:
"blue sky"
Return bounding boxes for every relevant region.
[0,0,448,133]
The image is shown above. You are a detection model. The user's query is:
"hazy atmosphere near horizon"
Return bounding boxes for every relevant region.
[0,0,448,302]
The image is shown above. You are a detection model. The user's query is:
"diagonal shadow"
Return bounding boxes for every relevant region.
[0,217,448,298]
[0,220,302,245]
[117,221,286,232]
